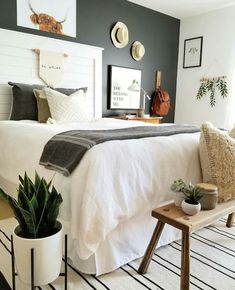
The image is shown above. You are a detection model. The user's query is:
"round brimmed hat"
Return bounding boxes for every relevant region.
[111,22,129,48]
[132,41,145,61]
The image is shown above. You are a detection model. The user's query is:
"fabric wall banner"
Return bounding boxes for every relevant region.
[39,50,64,88]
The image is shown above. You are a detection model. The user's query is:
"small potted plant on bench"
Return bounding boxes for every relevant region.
[0,172,63,286]
[181,182,203,215]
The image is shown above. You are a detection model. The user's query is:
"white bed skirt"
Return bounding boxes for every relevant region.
[0,175,181,275]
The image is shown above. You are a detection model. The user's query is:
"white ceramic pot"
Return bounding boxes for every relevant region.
[13,221,63,286]
[181,200,201,215]
[173,191,185,207]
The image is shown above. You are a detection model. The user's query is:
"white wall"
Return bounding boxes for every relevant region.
[175,6,235,129]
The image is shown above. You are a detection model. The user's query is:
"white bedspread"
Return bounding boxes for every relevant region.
[0,119,202,275]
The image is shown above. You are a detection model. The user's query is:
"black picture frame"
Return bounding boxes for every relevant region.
[109,65,142,109]
[183,36,203,68]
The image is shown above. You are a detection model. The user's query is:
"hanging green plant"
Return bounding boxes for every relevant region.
[196,76,228,107]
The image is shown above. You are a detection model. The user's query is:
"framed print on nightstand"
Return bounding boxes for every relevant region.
[109,66,142,109]
[183,36,203,68]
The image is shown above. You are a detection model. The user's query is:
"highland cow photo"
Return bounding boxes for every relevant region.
[17,0,76,37]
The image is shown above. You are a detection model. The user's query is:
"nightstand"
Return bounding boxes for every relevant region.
[111,115,162,124]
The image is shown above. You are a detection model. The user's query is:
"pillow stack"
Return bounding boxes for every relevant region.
[199,122,235,202]
[8,82,89,123]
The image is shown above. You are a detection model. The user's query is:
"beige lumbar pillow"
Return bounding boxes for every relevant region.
[199,122,235,202]
[34,89,51,123]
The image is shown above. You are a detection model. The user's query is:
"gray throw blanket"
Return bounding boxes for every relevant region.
[39,125,199,176]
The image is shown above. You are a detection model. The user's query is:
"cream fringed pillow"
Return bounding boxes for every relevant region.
[199,122,235,202]
[229,126,235,138]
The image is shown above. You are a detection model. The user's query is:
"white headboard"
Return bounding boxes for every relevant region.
[0,28,103,120]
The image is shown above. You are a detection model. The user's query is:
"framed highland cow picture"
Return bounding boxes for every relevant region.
[17,0,76,37]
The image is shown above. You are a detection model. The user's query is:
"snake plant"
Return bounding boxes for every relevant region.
[0,172,63,238]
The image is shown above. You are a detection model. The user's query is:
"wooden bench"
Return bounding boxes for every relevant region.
[138,200,235,290]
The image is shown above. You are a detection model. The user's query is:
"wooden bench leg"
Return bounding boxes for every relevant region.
[138,221,165,274]
[226,213,235,228]
[181,231,190,290]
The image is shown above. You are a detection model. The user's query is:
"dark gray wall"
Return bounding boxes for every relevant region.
[0,0,180,122]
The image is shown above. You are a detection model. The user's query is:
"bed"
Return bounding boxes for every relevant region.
[0,118,201,275]
[0,28,202,276]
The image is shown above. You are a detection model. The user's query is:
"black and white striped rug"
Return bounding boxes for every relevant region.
[0,218,234,290]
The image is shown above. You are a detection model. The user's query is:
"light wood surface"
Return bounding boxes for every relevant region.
[138,221,165,274]
[111,115,162,124]
[196,183,218,192]
[226,212,235,227]
[32,48,68,58]
[152,200,235,233]
[0,198,13,220]
[156,71,162,89]
[181,231,190,290]
[130,117,162,124]
[138,201,235,290]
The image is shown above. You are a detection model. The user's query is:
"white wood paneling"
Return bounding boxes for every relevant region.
[0,28,103,120]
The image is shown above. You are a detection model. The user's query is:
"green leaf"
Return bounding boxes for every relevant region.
[196,81,207,100]
[17,206,37,238]
[17,188,37,230]
[0,188,28,233]
[35,180,48,236]
[46,187,63,228]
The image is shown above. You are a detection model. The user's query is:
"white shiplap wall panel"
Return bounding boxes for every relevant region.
[0,104,11,114]
[0,28,103,120]
[0,66,32,77]
[0,95,12,104]
[0,55,37,68]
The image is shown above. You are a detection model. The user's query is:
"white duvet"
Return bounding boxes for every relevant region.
[0,118,202,275]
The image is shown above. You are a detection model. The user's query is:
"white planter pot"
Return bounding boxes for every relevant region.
[13,221,63,286]
[173,191,185,207]
[181,200,201,216]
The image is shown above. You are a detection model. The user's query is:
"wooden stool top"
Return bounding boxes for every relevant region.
[152,200,235,233]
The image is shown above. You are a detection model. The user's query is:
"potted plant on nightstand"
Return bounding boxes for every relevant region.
[181,183,203,215]
[0,172,63,286]
[170,179,187,207]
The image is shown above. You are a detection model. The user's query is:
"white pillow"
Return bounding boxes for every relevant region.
[44,87,91,122]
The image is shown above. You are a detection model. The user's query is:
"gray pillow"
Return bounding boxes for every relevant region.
[8,82,88,121]
[9,82,43,120]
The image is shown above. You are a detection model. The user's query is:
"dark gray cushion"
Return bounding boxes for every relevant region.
[9,82,43,120]
[8,82,88,121]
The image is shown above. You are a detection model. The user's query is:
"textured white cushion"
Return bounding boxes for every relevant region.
[199,122,235,202]
[44,87,91,122]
